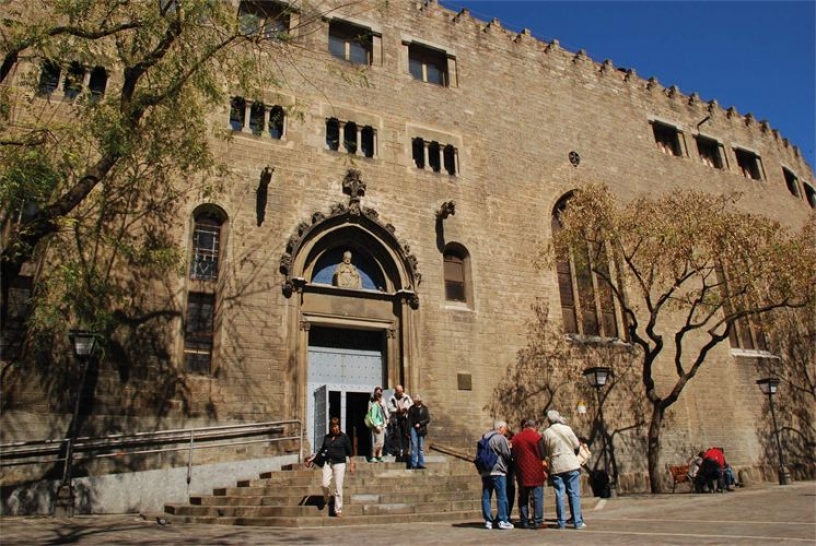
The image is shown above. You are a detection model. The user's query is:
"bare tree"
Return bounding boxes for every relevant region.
[550,185,816,492]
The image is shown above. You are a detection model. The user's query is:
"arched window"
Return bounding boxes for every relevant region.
[443,244,471,305]
[186,205,227,374]
[88,66,108,98]
[63,62,85,100]
[343,121,357,154]
[552,195,619,338]
[249,101,265,135]
[190,207,226,281]
[428,141,441,172]
[269,105,285,139]
[230,97,246,131]
[37,60,60,95]
[412,137,425,169]
[326,118,340,150]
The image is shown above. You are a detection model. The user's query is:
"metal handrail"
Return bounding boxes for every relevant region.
[0,420,303,481]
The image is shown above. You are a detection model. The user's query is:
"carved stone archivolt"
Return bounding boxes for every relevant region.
[279,169,421,300]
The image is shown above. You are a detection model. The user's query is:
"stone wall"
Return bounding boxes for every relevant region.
[2,0,813,487]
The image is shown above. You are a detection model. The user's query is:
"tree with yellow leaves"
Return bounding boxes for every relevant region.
[551,184,815,492]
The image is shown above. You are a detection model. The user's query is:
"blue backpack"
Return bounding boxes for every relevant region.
[474,432,499,473]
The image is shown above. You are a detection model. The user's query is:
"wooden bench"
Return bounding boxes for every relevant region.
[668,464,691,493]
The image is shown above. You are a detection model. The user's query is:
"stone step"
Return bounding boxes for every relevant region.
[167,498,483,519]
[187,487,484,508]
[210,479,481,499]
[164,456,596,527]
[170,508,482,528]
[266,462,475,476]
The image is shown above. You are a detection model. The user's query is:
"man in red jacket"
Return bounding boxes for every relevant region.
[511,418,547,528]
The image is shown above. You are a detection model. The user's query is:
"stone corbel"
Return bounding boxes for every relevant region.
[396,289,420,310]
[436,201,456,220]
[256,165,274,227]
[282,276,307,298]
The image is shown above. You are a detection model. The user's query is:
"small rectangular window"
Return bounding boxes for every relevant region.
[239,1,289,39]
[328,20,372,65]
[783,168,800,197]
[249,102,265,135]
[326,118,340,150]
[412,138,425,168]
[268,105,284,139]
[63,62,85,100]
[735,148,763,180]
[38,61,60,96]
[343,121,357,154]
[408,43,449,86]
[696,136,723,169]
[652,121,683,157]
[88,66,108,98]
[230,97,246,131]
[443,145,457,176]
[361,126,375,158]
[804,183,816,208]
[428,141,441,172]
[184,293,215,374]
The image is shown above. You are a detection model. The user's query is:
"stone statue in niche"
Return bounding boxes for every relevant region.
[333,250,362,288]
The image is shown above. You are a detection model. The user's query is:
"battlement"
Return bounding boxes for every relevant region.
[421,0,809,169]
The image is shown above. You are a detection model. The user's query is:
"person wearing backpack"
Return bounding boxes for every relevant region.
[542,409,586,530]
[479,420,514,530]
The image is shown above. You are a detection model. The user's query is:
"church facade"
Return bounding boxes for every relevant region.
[2,0,814,497]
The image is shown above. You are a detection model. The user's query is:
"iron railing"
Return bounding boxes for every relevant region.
[0,420,303,485]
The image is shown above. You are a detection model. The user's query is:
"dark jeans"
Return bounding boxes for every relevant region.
[518,485,544,526]
[696,459,724,492]
[394,417,409,455]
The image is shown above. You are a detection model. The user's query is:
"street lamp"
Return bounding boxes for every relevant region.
[55,330,98,517]
[756,377,791,486]
[583,366,616,498]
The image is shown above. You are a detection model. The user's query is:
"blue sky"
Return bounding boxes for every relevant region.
[438,1,816,172]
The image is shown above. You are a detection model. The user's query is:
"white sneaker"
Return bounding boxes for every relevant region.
[498,521,514,530]
[485,521,493,530]
[575,522,587,530]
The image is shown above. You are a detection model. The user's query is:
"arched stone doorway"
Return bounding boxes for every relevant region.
[279,170,421,453]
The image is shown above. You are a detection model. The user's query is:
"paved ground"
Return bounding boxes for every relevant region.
[1,481,814,545]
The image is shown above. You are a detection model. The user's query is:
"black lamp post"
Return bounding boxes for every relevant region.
[55,330,97,517]
[583,366,616,497]
[756,377,791,486]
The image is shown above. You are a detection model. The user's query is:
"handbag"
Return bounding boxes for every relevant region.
[310,448,329,468]
[577,443,592,466]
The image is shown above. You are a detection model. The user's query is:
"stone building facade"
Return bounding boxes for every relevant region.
[2,0,814,497]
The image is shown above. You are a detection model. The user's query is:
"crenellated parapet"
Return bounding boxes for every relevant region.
[422,0,810,170]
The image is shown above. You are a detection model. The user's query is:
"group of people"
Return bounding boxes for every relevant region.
[365,385,430,469]
[480,410,587,531]
[688,447,739,493]
[307,385,430,517]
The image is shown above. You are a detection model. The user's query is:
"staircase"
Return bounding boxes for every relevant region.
[165,456,487,527]
[165,455,601,527]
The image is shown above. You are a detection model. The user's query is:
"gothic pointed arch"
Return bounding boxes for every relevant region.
[279,170,421,308]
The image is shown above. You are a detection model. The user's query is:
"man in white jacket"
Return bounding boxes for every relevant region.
[542,410,586,530]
